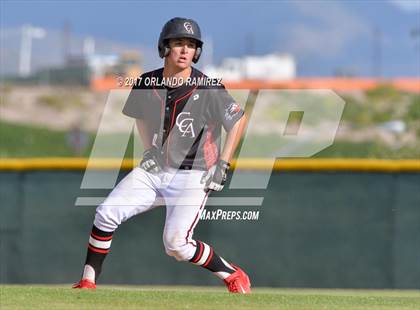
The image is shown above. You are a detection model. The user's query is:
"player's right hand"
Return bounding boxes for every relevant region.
[140,147,163,174]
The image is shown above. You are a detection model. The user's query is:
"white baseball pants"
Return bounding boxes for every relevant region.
[94,166,209,261]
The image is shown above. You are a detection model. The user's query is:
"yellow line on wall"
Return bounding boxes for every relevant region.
[0,158,419,172]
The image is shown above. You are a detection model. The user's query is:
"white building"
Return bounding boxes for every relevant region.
[204,54,296,81]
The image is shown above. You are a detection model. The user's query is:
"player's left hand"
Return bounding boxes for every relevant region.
[201,160,230,192]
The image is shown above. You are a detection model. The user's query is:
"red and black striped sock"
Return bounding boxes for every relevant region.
[83,225,113,281]
[189,241,236,280]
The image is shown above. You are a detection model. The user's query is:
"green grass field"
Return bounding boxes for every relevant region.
[0,285,419,310]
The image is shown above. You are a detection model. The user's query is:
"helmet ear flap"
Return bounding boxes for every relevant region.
[164,46,171,57]
[193,46,202,63]
[158,42,171,59]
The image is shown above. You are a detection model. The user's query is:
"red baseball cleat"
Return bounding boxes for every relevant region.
[72,279,96,289]
[223,263,251,294]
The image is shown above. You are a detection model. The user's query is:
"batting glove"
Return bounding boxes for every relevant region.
[140,147,163,174]
[201,159,230,192]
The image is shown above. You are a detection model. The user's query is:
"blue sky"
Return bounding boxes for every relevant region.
[1,0,419,77]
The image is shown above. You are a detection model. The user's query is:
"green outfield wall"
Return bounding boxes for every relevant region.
[0,159,419,288]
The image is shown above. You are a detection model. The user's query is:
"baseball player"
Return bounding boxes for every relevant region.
[73,17,251,293]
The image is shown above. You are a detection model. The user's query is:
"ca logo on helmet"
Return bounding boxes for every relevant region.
[176,112,195,138]
[184,22,194,34]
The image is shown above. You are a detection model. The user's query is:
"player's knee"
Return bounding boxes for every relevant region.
[163,233,190,261]
[94,204,120,231]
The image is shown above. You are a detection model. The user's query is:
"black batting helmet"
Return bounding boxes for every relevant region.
[158,17,203,63]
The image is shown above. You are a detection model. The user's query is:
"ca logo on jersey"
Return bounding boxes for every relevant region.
[176,112,195,138]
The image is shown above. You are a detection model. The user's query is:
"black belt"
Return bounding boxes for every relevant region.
[170,164,206,171]
[179,164,192,170]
